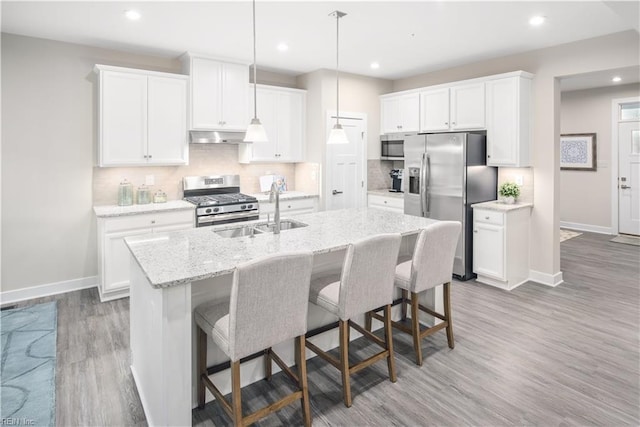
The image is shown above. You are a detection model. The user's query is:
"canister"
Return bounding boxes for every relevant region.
[137,185,151,204]
[153,189,167,203]
[118,179,133,206]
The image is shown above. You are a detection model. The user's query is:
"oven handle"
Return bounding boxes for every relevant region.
[197,211,259,225]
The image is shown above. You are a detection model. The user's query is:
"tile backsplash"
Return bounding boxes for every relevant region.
[93,144,313,205]
[498,167,534,204]
[367,160,404,190]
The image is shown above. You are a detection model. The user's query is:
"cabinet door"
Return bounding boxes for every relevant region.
[399,93,420,132]
[191,58,222,129]
[473,222,505,280]
[221,63,249,130]
[420,88,450,132]
[101,71,147,165]
[380,97,401,134]
[450,83,485,130]
[276,91,305,161]
[147,76,188,165]
[486,77,518,166]
[103,228,152,292]
[247,88,278,160]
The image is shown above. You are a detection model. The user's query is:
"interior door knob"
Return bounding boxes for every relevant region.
[621,185,631,189]
[332,190,343,195]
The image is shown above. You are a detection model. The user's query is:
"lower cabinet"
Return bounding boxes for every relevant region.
[258,197,318,220]
[97,210,194,301]
[367,194,404,213]
[472,206,531,290]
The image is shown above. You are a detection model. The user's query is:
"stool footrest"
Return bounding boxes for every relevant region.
[244,391,303,426]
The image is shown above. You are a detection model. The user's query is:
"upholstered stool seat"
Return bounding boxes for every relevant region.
[195,251,314,427]
[305,233,402,408]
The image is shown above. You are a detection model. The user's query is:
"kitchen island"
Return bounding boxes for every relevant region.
[125,208,439,426]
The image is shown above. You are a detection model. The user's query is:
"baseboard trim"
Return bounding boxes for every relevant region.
[560,221,612,235]
[529,270,564,287]
[0,276,97,305]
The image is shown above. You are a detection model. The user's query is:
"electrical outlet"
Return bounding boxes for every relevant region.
[145,175,155,186]
[515,175,524,186]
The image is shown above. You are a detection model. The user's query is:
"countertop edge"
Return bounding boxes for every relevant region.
[471,201,533,212]
[367,189,405,199]
[94,201,194,218]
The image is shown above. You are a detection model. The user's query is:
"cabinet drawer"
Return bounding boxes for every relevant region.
[104,209,194,232]
[368,194,404,211]
[474,209,504,226]
[260,198,318,215]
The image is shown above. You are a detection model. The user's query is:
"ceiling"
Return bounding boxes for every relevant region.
[560,66,640,92]
[1,1,638,81]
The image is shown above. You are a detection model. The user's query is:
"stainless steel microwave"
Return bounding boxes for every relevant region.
[380,132,416,160]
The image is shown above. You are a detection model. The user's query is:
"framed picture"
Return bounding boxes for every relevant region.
[560,133,597,171]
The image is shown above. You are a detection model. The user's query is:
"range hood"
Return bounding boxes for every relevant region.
[189,130,249,144]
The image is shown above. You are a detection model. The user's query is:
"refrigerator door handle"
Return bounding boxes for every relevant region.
[425,153,431,216]
[420,153,428,217]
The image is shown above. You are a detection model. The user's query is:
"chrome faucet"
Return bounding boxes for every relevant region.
[269,181,281,234]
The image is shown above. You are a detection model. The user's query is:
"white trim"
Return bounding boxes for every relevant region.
[131,365,157,427]
[0,276,97,305]
[611,96,640,236]
[560,221,613,235]
[529,270,564,287]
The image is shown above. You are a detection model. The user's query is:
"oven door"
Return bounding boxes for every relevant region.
[197,211,259,227]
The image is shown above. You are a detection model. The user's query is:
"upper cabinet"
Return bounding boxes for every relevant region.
[95,65,188,167]
[485,75,532,167]
[419,83,485,132]
[238,85,306,163]
[182,54,249,131]
[380,92,419,134]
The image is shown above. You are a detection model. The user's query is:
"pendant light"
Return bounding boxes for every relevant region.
[327,10,349,145]
[244,0,268,143]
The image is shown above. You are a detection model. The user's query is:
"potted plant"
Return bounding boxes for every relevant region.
[499,182,520,204]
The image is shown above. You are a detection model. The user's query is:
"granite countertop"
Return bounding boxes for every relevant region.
[125,208,438,288]
[93,200,194,218]
[367,189,405,199]
[471,200,533,212]
[250,191,319,202]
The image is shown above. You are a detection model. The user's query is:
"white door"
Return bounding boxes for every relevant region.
[221,63,249,130]
[380,97,400,134]
[147,76,188,165]
[420,88,450,132]
[619,121,640,235]
[450,83,485,130]
[326,114,366,210]
[399,93,420,132]
[473,222,505,280]
[191,57,222,130]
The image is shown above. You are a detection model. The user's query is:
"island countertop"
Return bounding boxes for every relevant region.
[125,208,438,288]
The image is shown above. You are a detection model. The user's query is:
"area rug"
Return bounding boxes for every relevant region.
[610,234,640,246]
[1,301,57,426]
[560,229,582,242]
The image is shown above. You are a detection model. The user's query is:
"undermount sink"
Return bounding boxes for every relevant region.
[213,220,308,238]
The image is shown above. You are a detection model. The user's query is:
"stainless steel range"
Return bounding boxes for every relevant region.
[183,175,259,227]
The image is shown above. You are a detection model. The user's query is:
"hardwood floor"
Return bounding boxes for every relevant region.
[6,232,638,426]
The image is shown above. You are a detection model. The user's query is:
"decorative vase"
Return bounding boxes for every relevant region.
[503,196,515,205]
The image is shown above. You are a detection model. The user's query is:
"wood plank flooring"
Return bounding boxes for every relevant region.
[5,231,639,426]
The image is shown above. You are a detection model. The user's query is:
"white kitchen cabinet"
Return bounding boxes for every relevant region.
[95,65,188,167]
[183,55,249,131]
[238,85,306,163]
[367,193,404,213]
[485,75,532,167]
[258,197,318,220]
[380,92,419,134]
[472,206,531,291]
[419,83,485,132]
[97,210,193,301]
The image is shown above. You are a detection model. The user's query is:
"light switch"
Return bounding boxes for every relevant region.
[145,175,155,186]
[515,175,524,186]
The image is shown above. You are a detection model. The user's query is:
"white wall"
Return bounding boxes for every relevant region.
[560,83,640,231]
[392,30,639,284]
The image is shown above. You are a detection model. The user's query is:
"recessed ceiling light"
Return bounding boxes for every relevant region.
[125,10,141,21]
[370,62,380,69]
[612,76,622,83]
[529,15,546,26]
[277,43,289,52]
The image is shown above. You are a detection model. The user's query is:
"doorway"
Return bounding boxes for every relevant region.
[325,112,367,210]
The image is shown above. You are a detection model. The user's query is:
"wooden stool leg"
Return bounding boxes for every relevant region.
[383,305,397,383]
[197,328,208,409]
[264,347,272,381]
[444,282,455,349]
[296,336,312,427]
[411,292,423,366]
[401,289,408,320]
[339,320,352,407]
[231,360,243,427]
[365,311,372,332]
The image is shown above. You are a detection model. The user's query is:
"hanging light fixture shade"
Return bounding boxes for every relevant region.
[244,0,268,143]
[327,10,349,145]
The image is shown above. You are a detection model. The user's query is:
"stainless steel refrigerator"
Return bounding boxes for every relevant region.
[404,132,497,280]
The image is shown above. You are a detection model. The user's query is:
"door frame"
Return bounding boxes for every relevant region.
[325,110,368,209]
[610,96,640,235]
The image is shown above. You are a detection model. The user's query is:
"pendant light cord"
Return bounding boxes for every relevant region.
[335,11,340,126]
[253,0,258,120]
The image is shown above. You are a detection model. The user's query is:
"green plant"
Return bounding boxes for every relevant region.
[499,182,520,198]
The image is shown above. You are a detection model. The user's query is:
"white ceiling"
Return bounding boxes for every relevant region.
[560,66,640,92]
[1,1,638,81]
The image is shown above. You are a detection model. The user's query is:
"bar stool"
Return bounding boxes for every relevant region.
[368,221,461,366]
[195,251,314,427]
[305,233,402,407]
